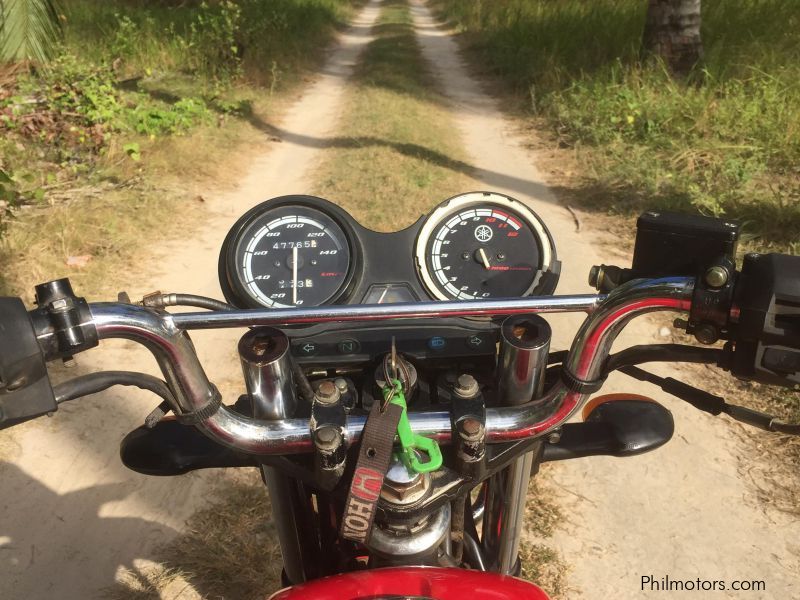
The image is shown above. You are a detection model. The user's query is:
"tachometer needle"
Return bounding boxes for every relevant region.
[292,246,298,305]
[478,248,491,270]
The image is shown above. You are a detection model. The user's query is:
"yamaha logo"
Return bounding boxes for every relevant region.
[474,225,493,242]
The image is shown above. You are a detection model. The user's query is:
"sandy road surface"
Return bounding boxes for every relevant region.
[409,1,799,598]
[0,2,381,597]
[1,0,797,598]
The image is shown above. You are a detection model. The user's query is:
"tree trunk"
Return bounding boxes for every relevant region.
[643,0,703,76]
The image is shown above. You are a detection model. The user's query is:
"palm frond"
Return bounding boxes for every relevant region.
[0,0,64,63]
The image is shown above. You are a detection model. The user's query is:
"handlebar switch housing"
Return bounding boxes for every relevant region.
[687,255,737,345]
[728,253,800,387]
[30,278,98,361]
[0,297,57,429]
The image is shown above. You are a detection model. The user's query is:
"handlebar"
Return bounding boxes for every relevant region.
[68,276,695,455]
[6,211,799,447]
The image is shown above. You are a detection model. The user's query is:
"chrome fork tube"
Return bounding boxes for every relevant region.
[487,315,551,574]
[239,328,297,421]
[239,328,307,585]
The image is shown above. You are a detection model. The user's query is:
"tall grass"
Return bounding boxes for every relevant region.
[0,0,360,296]
[313,0,475,232]
[435,0,800,251]
[64,0,358,86]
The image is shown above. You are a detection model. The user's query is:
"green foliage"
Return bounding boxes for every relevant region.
[435,0,800,250]
[38,54,121,126]
[127,97,212,137]
[0,168,21,233]
[122,141,140,161]
[3,54,212,155]
[184,1,243,82]
[0,0,63,62]
[63,0,357,86]
[0,0,357,242]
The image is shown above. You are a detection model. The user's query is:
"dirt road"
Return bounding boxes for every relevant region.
[1,0,797,598]
[0,2,382,597]
[407,2,799,597]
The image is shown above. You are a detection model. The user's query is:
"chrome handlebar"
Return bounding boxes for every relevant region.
[82,277,695,455]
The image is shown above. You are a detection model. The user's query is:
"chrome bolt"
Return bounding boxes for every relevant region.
[314,425,341,450]
[381,456,429,505]
[704,266,729,288]
[459,417,484,441]
[315,380,340,405]
[453,374,479,398]
[334,377,349,393]
[547,430,562,444]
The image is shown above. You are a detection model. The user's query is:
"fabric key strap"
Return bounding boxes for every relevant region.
[340,401,403,544]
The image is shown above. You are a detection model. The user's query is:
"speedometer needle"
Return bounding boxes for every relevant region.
[478,248,491,270]
[292,246,298,305]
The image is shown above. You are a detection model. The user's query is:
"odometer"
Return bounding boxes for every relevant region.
[219,197,355,308]
[415,192,559,301]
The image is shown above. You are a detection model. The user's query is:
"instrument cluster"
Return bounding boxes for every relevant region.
[219,192,560,310]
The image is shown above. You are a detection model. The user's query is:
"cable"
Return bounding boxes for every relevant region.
[172,294,234,311]
[605,344,723,374]
[142,293,234,311]
[547,350,568,365]
[772,422,800,435]
[620,365,800,436]
[463,532,487,571]
[292,361,315,404]
[54,371,175,405]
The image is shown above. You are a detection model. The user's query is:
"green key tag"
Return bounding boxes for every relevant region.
[384,379,442,474]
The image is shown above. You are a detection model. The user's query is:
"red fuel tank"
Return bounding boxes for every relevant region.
[268,567,550,600]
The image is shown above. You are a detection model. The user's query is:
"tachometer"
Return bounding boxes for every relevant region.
[415,192,559,301]
[219,196,356,308]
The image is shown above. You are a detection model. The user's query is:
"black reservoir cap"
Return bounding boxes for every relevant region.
[631,211,739,279]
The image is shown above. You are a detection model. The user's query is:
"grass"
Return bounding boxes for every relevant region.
[432,0,800,252]
[109,470,283,600]
[0,0,359,298]
[521,475,568,599]
[107,462,569,599]
[64,0,358,87]
[312,0,475,231]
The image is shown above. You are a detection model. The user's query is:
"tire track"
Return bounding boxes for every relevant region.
[0,2,382,597]
[408,1,799,598]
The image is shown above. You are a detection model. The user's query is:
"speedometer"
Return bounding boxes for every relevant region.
[415,192,559,301]
[219,196,356,308]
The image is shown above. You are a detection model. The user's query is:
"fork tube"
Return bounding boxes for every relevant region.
[239,328,307,584]
[493,316,551,574]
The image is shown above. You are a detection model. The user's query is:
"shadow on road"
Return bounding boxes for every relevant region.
[107,470,282,600]
[0,461,179,598]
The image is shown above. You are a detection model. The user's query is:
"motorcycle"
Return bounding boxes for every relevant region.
[1,191,798,599]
